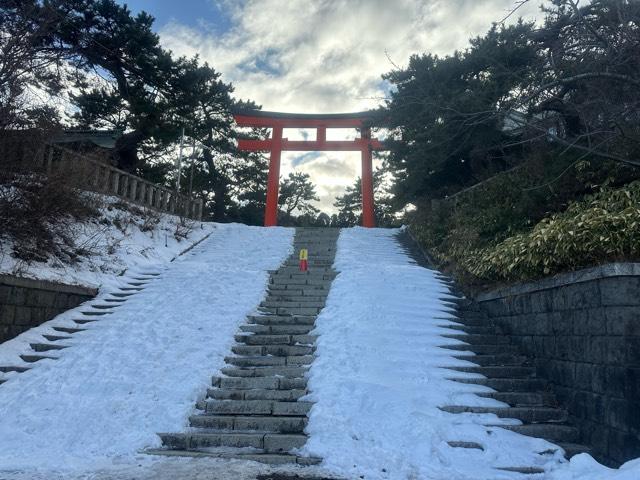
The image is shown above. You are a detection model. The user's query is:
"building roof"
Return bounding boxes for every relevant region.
[52,130,123,149]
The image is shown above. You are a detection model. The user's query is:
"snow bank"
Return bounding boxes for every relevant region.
[0,223,293,475]
[549,454,640,480]
[303,227,567,480]
[0,195,213,289]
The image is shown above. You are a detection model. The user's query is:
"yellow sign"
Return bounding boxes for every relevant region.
[299,249,308,261]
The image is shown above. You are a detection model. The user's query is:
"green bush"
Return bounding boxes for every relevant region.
[466,181,640,281]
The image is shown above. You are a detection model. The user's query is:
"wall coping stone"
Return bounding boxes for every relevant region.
[477,263,640,302]
[0,274,97,297]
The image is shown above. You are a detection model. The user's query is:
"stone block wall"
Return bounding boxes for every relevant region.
[0,274,96,343]
[476,264,640,466]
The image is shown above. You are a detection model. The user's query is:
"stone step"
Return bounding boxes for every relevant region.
[440,344,520,355]
[441,405,568,423]
[0,366,30,373]
[447,441,483,450]
[207,388,307,402]
[110,292,135,298]
[283,261,333,266]
[42,334,72,342]
[446,366,536,378]
[212,376,306,390]
[269,272,331,280]
[449,377,547,392]
[145,448,322,464]
[452,354,528,366]
[118,287,144,292]
[203,400,312,416]
[20,354,57,363]
[557,443,592,458]
[491,424,579,443]
[189,414,306,433]
[268,279,332,288]
[78,311,111,316]
[258,306,321,316]
[497,466,545,475]
[73,318,97,325]
[220,366,307,378]
[232,344,315,357]
[268,294,327,302]
[234,334,317,346]
[239,324,315,335]
[271,274,337,282]
[224,356,285,367]
[443,334,510,345]
[160,432,307,453]
[246,315,316,326]
[225,355,313,367]
[477,391,556,407]
[53,326,85,334]
[260,301,326,309]
[30,343,69,352]
[234,334,290,345]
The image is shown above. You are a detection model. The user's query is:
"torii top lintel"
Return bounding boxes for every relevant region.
[233,109,385,152]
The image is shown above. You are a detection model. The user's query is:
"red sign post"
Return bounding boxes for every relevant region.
[233,110,385,228]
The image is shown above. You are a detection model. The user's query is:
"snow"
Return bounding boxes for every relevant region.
[0,194,213,289]
[0,223,293,477]
[0,222,638,480]
[304,227,567,479]
[549,454,640,480]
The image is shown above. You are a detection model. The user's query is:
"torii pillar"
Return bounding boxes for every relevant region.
[233,110,384,228]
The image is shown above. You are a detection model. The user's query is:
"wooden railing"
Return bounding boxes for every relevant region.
[40,145,203,221]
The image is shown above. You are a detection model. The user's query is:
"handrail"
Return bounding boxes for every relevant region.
[43,144,203,221]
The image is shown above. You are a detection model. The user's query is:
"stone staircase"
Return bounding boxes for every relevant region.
[0,271,162,384]
[154,227,340,465]
[439,294,591,474]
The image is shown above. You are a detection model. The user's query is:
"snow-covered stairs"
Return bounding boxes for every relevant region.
[155,227,340,465]
[0,271,162,384]
[440,298,592,473]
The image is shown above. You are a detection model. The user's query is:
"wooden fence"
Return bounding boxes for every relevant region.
[3,139,203,221]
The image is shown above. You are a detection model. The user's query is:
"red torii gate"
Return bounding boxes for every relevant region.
[233,110,385,228]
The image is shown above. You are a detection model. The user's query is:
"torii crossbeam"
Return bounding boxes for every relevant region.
[233,110,385,228]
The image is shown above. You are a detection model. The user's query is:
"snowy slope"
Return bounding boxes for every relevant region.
[303,227,640,480]
[0,223,293,475]
[0,195,213,289]
[303,227,567,479]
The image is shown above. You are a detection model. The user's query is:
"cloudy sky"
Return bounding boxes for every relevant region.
[122,0,542,212]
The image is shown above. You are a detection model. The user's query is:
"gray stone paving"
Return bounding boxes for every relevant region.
[154,228,340,465]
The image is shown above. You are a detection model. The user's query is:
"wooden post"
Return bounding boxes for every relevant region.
[129,178,137,202]
[139,183,146,206]
[112,173,120,195]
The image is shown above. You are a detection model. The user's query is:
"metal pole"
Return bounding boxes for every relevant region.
[175,126,185,192]
[189,138,196,196]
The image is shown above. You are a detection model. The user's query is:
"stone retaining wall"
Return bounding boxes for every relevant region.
[0,274,96,343]
[476,263,640,466]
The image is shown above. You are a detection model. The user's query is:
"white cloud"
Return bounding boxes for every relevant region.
[158,0,543,212]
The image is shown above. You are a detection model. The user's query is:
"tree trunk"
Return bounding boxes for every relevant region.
[113,129,145,171]
[202,146,228,222]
